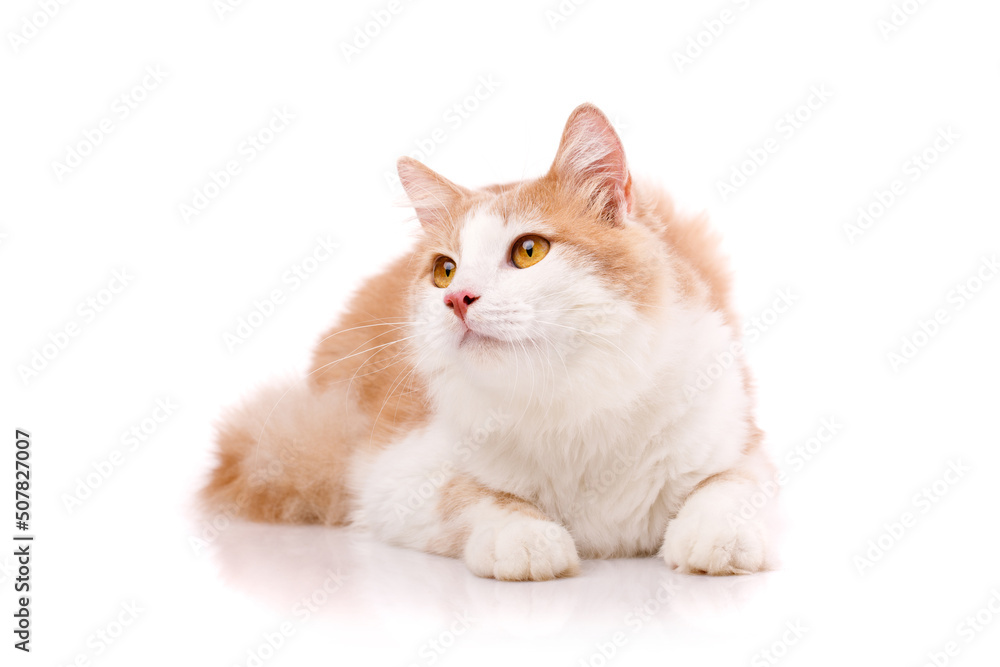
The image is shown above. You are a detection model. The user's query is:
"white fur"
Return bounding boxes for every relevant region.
[661,478,770,574]
[463,501,580,580]
[350,205,777,577]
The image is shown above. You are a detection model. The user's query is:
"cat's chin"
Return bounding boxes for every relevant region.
[458,329,506,350]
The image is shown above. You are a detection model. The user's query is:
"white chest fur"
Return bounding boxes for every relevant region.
[436,305,752,558]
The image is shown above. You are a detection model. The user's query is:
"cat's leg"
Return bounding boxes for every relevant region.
[661,464,779,575]
[438,474,581,580]
[353,430,580,581]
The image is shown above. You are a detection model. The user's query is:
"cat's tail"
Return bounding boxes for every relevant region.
[200,379,364,525]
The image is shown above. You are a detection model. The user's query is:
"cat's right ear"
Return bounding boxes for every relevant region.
[397,157,469,229]
[549,103,632,225]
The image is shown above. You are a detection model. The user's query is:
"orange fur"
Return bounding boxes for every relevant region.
[429,474,551,559]
[201,104,767,553]
[309,254,430,447]
[201,382,365,525]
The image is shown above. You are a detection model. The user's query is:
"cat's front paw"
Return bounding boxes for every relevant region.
[464,517,580,581]
[661,508,769,576]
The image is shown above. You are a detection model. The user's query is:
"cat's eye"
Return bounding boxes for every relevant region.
[432,256,456,288]
[511,235,550,269]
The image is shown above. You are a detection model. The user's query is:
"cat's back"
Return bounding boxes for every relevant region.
[309,253,430,440]
[633,182,738,328]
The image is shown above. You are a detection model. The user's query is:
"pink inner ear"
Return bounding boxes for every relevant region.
[554,105,633,221]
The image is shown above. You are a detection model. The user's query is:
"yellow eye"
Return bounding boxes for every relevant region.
[511,235,550,269]
[433,256,456,288]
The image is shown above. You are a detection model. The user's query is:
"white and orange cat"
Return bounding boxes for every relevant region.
[203,104,778,580]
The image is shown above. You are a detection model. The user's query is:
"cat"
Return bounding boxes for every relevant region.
[202,103,779,580]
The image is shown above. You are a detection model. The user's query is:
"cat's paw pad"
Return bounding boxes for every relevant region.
[662,512,767,576]
[464,517,580,581]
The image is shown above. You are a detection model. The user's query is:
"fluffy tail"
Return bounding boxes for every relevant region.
[201,380,363,525]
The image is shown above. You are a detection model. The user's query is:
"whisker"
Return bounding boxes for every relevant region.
[251,334,418,469]
[535,319,650,379]
[368,347,430,447]
[313,319,419,347]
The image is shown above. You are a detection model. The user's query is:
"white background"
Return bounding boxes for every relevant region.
[3,0,1000,665]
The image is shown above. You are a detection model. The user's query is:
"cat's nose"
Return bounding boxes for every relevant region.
[443,290,480,324]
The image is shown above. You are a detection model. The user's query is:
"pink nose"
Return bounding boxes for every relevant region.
[444,290,479,323]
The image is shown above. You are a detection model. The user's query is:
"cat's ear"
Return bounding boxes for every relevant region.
[397,157,469,229]
[549,103,633,224]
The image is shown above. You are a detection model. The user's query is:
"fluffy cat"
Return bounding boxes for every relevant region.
[202,103,779,580]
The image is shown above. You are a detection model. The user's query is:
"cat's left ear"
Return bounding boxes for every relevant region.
[549,103,633,225]
[397,157,470,230]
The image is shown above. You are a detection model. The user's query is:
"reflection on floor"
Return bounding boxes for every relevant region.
[209,520,774,634]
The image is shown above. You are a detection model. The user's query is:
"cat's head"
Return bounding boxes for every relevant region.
[399,104,664,396]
